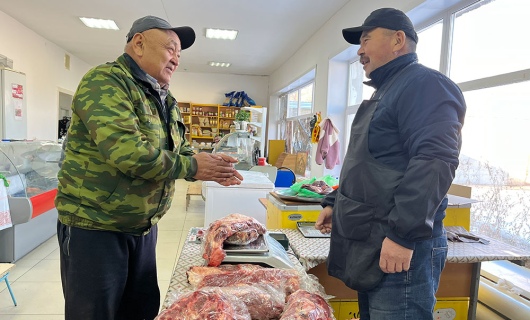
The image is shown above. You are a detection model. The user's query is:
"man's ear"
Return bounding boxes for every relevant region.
[393,30,407,51]
[131,33,145,57]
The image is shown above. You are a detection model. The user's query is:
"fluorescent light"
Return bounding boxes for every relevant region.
[79,17,119,30]
[208,61,231,68]
[205,28,238,40]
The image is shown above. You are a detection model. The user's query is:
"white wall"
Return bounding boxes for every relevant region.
[171,72,269,107]
[268,0,425,177]
[0,9,270,141]
[0,10,91,141]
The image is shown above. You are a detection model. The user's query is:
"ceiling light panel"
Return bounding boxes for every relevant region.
[205,28,238,40]
[80,17,119,30]
[208,61,231,68]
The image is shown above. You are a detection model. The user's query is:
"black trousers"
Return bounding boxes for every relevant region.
[57,220,160,320]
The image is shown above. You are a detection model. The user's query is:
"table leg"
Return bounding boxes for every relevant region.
[468,262,481,320]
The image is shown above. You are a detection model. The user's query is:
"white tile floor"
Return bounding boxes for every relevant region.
[0,180,204,320]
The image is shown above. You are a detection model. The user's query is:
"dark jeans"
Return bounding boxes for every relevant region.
[358,233,448,320]
[57,220,159,320]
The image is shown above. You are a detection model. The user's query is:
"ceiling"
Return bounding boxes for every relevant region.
[0,0,351,76]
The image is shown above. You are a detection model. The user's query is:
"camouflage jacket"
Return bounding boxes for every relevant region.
[55,54,196,235]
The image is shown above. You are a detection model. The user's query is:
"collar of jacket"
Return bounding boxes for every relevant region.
[121,53,169,93]
[364,52,418,90]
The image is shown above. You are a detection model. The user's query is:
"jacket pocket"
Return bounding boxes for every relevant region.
[334,191,375,241]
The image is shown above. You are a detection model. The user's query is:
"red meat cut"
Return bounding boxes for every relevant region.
[156,288,251,320]
[203,284,285,320]
[194,266,301,297]
[187,264,263,287]
[279,289,334,320]
[202,213,267,266]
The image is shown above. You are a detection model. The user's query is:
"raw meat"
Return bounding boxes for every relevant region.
[301,180,333,195]
[280,289,334,320]
[187,264,263,287]
[156,288,251,320]
[203,284,285,320]
[202,213,267,266]
[225,230,260,245]
[195,266,301,297]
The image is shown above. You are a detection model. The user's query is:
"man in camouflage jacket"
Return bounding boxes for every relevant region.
[55,16,243,320]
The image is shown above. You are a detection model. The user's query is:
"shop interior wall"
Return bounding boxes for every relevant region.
[171,72,269,108]
[0,10,91,141]
[268,0,424,178]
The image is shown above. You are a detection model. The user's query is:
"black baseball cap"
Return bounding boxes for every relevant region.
[342,8,418,45]
[126,16,196,50]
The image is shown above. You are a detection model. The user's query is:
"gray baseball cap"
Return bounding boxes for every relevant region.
[126,15,195,50]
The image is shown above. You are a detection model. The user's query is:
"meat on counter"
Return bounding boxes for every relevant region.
[156,288,251,320]
[279,289,334,320]
[202,213,267,267]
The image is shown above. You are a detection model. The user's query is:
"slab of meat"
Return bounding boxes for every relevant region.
[301,180,333,195]
[280,289,334,320]
[202,213,267,266]
[156,288,251,320]
[195,266,301,297]
[187,264,263,287]
[203,284,285,320]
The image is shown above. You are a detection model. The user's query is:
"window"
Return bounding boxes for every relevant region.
[278,81,315,176]
[415,20,443,71]
[451,0,530,82]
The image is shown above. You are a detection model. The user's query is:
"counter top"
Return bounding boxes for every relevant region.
[281,228,530,270]
[163,228,302,309]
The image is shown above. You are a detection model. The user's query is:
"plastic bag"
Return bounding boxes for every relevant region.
[290,175,338,198]
[280,289,335,320]
[156,288,251,320]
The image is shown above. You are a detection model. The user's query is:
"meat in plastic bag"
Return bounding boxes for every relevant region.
[280,289,334,320]
[156,288,251,320]
[202,213,267,266]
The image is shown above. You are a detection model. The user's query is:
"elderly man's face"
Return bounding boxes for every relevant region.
[357,28,398,78]
[138,29,182,86]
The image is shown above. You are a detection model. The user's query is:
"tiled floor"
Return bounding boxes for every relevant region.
[0,180,205,319]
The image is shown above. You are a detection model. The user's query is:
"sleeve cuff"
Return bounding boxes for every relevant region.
[184,156,198,181]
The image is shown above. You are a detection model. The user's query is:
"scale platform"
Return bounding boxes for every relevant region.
[222,233,295,269]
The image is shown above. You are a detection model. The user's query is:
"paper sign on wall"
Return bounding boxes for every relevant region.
[11,84,23,99]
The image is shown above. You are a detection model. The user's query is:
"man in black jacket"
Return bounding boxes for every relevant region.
[316,8,466,319]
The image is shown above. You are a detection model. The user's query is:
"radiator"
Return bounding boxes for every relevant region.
[478,260,530,320]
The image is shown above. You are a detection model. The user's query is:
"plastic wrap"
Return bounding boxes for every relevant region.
[280,289,335,320]
[289,175,338,199]
[203,284,285,320]
[156,288,251,320]
[195,266,301,297]
[187,264,263,287]
[202,213,267,266]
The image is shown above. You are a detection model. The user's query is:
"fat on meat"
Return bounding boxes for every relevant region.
[202,213,267,267]
[187,264,263,287]
[156,288,251,320]
[195,266,301,297]
[279,289,334,320]
[203,284,285,320]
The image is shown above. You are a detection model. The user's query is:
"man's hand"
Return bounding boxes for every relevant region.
[192,153,243,186]
[315,206,333,234]
[379,237,413,273]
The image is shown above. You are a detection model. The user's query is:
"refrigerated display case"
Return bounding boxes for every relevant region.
[0,140,61,262]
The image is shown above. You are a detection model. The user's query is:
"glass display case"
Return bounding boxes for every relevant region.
[0,140,62,262]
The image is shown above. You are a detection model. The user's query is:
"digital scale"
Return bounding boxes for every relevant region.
[222,233,295,269]
[297,222,331,238]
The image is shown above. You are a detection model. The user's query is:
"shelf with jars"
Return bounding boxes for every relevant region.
[241,106,267,154]
[177,102,192,137]
[190,103,219,143]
